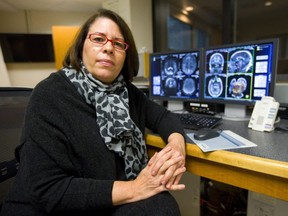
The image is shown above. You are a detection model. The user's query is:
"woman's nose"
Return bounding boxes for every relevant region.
[103,41,114,53]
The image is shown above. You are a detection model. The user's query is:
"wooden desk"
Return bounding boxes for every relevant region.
[146,133,288,201]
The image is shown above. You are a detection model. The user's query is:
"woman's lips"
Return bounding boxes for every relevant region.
[97,59,114,66]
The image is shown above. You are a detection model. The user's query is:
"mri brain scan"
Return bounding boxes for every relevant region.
[182,78,196,95]
[208,76,223,97]
[228,50,253,73]
[164,77,178,96]
[181,54,197,75]
[209,53,224,73]
[229,77,247,98]
[165,77,177,88]
[163,57,178,75]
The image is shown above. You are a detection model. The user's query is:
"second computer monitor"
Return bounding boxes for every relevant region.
[202,39,279,119]
[149,49,202,102]
[203,39,278,105]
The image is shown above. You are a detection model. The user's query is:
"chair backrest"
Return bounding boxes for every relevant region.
[0,87,33,206]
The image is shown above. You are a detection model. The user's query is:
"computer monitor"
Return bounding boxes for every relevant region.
[202,39,279,120]
[149,49,202,110]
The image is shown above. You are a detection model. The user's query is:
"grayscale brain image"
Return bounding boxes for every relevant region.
[162,53,199,97]
[207,75,224,98]
[181,53,197,75]
[163,57,178,75]
[209,52,224,74]
[150,50,201,100]
[228,50,253,73]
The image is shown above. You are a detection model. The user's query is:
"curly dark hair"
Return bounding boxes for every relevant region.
[63,8,139,83]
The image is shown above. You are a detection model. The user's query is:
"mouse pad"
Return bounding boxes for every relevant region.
[186,130,257,152]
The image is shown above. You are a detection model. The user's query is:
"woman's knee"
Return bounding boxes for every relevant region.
[112,192,180,216]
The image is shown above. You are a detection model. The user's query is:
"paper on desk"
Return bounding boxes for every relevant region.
[186,130,257,152]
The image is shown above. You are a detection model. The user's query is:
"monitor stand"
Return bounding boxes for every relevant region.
[167,100,183,112]
[222,104,250,121]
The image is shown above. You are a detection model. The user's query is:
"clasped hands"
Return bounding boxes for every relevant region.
[149,144,186,190]
[132,133,186,199]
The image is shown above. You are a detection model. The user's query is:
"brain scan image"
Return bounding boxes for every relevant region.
[209,52,224,73]
[165,77,176,88]
[228,50,253,73]
[164,77,178,96]
[207,76,223,97]
[229,77,247,98]
[181,54,197,75]
[163,57,178,75]
[182,78,196,95]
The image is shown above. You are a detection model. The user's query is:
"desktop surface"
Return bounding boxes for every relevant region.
[185,118,288,162]
[146,105,288,201]
[146,119,288,202]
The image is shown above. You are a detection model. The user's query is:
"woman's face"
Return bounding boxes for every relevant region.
[82,17,126,84]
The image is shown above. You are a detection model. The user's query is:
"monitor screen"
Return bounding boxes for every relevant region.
[0,33,55,63]
[203,39,278,105]
[149,49,202,102]
[202,39,279,119]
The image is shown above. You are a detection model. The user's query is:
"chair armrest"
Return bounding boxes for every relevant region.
[0,158,19,183]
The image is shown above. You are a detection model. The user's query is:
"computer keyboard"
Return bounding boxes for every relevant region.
[176,113,222,130]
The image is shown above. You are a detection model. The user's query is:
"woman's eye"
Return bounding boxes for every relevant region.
[93,36,105,43]
[114,41,125,49]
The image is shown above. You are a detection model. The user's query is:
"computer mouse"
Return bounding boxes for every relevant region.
[193,128,220,141]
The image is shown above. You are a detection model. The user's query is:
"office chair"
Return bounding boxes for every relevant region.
[0,87,33,210]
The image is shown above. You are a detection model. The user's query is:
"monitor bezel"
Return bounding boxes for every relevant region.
[201,38,279,106]
[149,48,203,102]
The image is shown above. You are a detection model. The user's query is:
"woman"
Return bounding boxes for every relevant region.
[1,8,186,216]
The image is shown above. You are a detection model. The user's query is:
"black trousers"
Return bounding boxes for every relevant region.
[0,192,181,216]
[110,191,181,216]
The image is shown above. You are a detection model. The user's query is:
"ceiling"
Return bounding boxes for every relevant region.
[0,0,286,16]
[168,0,288,27]
[0,0,286,24]
[0,0,288,14]
[0,0,287,35]
[0,0,103,12]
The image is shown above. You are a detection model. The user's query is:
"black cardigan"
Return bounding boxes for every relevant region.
[1,70,185,215]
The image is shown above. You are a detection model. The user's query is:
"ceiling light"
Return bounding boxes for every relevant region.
[185,6,194,11]
[182,9,188,15]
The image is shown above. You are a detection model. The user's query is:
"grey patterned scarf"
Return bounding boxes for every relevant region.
[63,65,148,179]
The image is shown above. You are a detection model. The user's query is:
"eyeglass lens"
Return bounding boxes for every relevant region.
[89,33,128,50]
